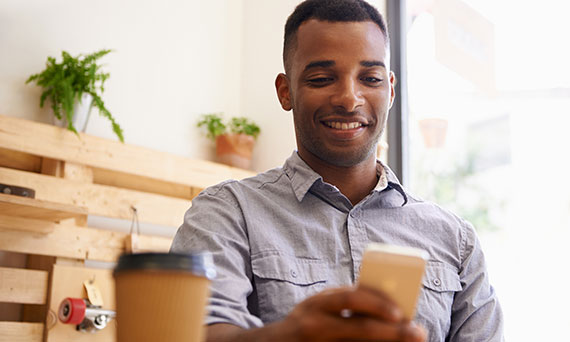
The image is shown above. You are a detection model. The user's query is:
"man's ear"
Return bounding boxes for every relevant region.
[388,71,396,109]
[275,73,292,111]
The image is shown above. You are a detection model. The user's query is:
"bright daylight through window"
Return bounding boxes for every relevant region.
[405,0,570,340]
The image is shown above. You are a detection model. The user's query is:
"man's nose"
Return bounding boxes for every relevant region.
[330,79,365,112]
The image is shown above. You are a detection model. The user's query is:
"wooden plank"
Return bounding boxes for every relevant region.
[0,167,191,227]
[62,162,94,182]
[0,321,43,342]
[136,234,173,252]
[46,264,116,342]
[122,233,172,255]
[85,233,173,261]
[55,257,85,267]
[39,159,90,226]
[92,167,193,200]
[41,158,63,177]
[0,214,56,234]
[0,267,48,304]
[190,187,204,199]
[0,224,173,262]
[21,255,56,323]
[0,193,88,223]
[0,147,42,173]
[0,114,256,189]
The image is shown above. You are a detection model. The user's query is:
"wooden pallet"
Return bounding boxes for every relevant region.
[0,114,255,341]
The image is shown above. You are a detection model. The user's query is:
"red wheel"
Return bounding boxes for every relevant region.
[58,297,86,325]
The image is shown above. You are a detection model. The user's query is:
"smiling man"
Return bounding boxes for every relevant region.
[275,17,394,206]
[171,1,504,341]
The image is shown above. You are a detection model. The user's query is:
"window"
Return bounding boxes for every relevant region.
[404,0,570,340]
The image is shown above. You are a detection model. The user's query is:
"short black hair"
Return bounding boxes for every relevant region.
[283,0,389,73]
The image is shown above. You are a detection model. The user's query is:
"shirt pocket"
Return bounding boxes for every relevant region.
[415,262,462,339]
[251,253,328,324]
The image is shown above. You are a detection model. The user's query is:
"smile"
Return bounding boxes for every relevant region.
[323,121,364,130]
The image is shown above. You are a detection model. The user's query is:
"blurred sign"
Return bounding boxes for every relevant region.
[433,0,495,92]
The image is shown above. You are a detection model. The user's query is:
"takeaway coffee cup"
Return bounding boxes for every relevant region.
[113,252,215,342]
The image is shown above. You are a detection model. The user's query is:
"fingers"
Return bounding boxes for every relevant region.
[400,322,428,342]
[309,315,426,342]
[285,286,427,341]
[303,286,403,323]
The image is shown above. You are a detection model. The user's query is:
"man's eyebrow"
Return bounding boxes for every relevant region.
[303,60,385,71]
[361,60,386,68]
[303,60,335,72]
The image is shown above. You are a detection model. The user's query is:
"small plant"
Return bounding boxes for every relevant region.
[26,49,124,142]
[197,113,260,140]
[229,117,261,139]
[197,113,227,140]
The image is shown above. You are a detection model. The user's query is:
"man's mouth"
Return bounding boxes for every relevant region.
[323,121,364,130]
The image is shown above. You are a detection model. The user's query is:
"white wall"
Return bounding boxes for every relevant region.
[0,0,245,167]
[240,0,301,171]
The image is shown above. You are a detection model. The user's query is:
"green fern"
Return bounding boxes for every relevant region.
[26,49,124,142]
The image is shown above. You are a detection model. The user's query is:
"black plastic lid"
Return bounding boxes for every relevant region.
[114,252,216,279]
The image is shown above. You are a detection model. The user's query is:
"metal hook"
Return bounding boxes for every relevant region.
[129,206,140,235]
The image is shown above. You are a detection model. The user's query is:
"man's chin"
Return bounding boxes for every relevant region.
[312,148,375,168]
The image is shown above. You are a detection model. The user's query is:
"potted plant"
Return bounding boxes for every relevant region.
[26,49,124,142]
[197,113,260,169]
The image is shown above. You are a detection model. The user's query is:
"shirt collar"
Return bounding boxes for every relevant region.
[283,152,322,202]
[283,151,408,205]
[377,160,408,206]
[375,162,388,191]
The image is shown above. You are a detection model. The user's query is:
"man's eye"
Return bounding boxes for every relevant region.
[362,77,383,84]
[307,77,333,86]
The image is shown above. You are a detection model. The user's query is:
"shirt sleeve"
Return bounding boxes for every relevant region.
[170,183,263,329]
[448,220,504,341]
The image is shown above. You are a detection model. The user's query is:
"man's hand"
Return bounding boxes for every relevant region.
[206,286,427,342]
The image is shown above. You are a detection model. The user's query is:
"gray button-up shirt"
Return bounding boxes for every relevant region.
[171,152,504,342]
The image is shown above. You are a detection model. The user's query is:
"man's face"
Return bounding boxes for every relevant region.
[276,19,395,168]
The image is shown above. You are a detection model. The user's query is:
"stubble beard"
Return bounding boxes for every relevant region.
[295,121,383,168]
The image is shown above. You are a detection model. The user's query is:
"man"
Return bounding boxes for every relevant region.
[171,0,504,341]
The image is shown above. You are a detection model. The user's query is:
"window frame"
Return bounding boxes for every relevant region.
[386,0,409,186]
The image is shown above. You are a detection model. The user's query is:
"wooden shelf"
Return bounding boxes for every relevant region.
[0,115,256,189]
[0,193,87,223]
[0,114,254,342]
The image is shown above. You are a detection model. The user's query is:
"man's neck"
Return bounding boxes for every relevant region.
[298,151,378,205]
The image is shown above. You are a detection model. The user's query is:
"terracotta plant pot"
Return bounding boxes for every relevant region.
[215,133,255,169]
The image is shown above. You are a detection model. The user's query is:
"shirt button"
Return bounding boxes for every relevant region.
[290,269,297,278]
[433,278,441,286]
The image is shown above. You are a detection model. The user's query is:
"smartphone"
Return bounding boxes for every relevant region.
[358,243,429,320]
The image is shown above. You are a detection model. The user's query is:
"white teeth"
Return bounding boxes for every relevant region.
[325,122,363,130]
